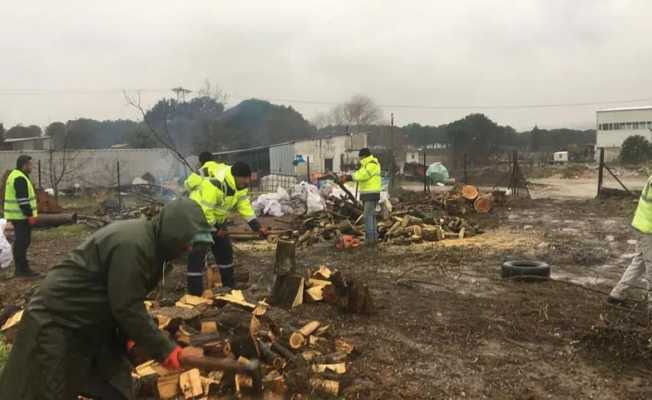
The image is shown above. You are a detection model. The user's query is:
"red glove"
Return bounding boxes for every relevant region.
[162,346,182,370]
[258,227,270,239]
[27,216,37,226]
[126,339,136,352]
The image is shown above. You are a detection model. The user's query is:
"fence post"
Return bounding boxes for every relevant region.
[423,150,428,193]
[306,156,310,183]
[117,160,122,210]
[38,159,42,189]
[597,148,604,198]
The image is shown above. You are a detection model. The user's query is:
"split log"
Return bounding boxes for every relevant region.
[34,213,77,228]
[312,351,349,365]
[215,290,256,310]
[335,339,354,355]
[323,272,374,314]
[474,195,493,214]
[288,321,321,350]
[461,185,479,201]
[310,378,340,396]
[156,373,180,399]
[270,273,304,308]
[312,363,346,375]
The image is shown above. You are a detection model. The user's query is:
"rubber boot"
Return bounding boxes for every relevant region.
[219,267,235,289]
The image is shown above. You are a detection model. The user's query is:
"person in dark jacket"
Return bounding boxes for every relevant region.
[4,155,38,277]
[0,198,214,399]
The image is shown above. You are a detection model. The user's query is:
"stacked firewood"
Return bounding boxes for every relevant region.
[283,185,493,247]
[129,263,364,399]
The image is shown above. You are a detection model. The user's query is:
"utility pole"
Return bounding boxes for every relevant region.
[171,87,192,102]
[389,113,397,195]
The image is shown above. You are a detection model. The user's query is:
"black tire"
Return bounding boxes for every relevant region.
[501,260,550,281]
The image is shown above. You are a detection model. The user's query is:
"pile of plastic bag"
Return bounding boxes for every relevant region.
[252,187,291,217]
[253,182,327,217]
[0,219,13,269]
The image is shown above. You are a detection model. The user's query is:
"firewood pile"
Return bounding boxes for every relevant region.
[130,263,365,399]
[282,184,496,248]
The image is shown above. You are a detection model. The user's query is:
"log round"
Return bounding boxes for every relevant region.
[473,196,492,214]
[461,185,479,201]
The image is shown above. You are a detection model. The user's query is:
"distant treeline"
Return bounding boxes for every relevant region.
[0,99,594,158]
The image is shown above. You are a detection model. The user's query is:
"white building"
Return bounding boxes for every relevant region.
[269,132,367,176]
[596,106,652,161]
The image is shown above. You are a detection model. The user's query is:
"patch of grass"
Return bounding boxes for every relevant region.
[0,336,9,374]
[57,196,100,214]
[32,224,93,241]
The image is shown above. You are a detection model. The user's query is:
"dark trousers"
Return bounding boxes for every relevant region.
[187,233,234,295]
[11,219,31,274]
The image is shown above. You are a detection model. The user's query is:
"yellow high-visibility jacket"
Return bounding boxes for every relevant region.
[632,175,652,234]
[352,155,382,195]
[185,163,255,226]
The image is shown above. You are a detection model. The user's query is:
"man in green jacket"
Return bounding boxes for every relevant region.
[350,148,382,245]
[609,175,652,321]
[0,198,214,399]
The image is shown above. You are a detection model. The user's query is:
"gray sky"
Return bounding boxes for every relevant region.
[1,0,651,131]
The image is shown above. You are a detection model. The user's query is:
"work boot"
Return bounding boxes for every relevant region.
[606,295,627,306]
[219,267,235,289]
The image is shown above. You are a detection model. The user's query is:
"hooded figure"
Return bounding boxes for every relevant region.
[0,198,213,399]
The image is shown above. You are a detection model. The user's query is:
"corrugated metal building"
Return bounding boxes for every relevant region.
[596,106,652,161]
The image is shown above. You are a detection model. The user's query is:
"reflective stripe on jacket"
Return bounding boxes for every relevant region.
[185,163,255,225]
[352,155,382,194]
[4,169,37,220]
[632,176,652,234]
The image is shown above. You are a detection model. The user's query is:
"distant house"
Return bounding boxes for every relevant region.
[1,136,52,151]
[596,106,652,161]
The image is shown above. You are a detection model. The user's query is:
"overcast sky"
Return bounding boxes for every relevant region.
[1,1,651,131]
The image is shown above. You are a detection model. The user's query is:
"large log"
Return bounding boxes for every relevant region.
[34,213,77,228]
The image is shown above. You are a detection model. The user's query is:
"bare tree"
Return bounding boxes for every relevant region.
[47,126,81,201]
[322,95,383,132]
[197,79,230,106]
[310,111,335,129]
[123,91,193,171]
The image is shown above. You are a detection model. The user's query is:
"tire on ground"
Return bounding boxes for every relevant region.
[501,260,550,280]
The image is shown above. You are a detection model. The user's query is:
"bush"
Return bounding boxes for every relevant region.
[619,135,652,165]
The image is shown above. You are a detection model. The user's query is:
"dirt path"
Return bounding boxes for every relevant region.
[1,198,650,399]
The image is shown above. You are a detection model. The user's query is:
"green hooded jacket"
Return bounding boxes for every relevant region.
[0,198,212,400]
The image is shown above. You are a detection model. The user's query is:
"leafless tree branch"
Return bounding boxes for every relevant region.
[123,90,194,171]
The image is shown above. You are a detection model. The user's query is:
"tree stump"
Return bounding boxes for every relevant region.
[274,239,296,275]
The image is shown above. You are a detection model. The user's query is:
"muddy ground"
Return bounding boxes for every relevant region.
[1,194,651,399]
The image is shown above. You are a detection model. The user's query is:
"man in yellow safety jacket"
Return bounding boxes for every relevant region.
[345,148,382,245]
[185,158,268,293]
[609,174,652,320]
[4,155,39,277]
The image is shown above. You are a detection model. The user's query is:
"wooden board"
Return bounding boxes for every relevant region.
[215,290,256,309]
[179,368,203,399]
